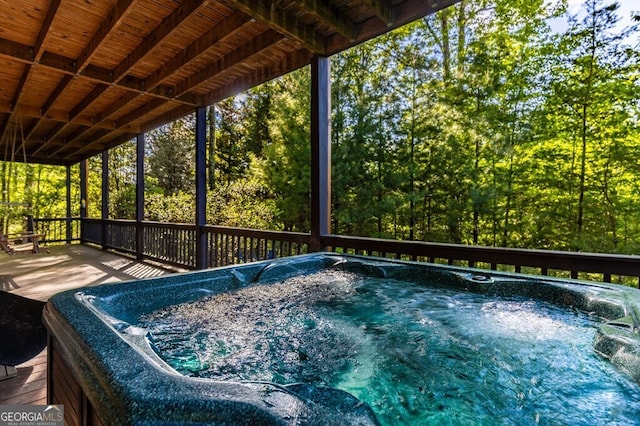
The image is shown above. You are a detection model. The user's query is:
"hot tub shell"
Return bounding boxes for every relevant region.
[43,253,640,425]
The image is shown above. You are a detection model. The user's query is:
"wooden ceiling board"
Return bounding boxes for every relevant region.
[46,1,114,59]
[0,64,25,105]
[19,68,65,106]
[0,0,48,46]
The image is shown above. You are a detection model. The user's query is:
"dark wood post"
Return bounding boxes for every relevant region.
[310,55,331,251]
[195,106,207,269]
[79,160,88,242]
[101,150,109,249]
[66,165,72,243]
[136,133,145,260]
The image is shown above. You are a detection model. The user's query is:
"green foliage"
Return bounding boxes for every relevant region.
[147,117,196,196]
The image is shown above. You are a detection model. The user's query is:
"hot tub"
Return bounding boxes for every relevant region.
[43,253,640,425]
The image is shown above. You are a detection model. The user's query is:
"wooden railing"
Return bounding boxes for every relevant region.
[33,217,81,243]
[203,225,309,268]
[322,235,640,286]
[144,221,197,268]
[33,217,640,287]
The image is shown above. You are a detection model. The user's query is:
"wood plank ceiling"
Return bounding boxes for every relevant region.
[0,0,459,166]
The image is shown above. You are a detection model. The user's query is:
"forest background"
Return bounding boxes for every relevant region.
[1,0,639,255]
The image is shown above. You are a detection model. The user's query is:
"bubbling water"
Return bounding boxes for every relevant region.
[138,270,640,425]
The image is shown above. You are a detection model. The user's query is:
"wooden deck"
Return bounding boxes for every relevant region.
[0,244,178,407]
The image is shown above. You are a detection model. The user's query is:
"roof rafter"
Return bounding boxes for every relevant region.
[1,0,63,152]
[145,10,252,90]
[52,127,112,158]
[224,0,326,53]
[0,65,30,147]
[34,0,64,60]
[64,11,251,149]
[35,84,112,156]
[112,0,208,83]
[297,0,357,42]
[175,29,283,98]
[61,91,139,148]
[76,0,137,73]
[66,130,140,162]
[200,47,312,106]
[115,98,166,128]
[0,102,120,131]
[0,38,197,106]
[360,0,393,26]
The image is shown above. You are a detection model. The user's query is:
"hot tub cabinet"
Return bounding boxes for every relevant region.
[44,253,640,425]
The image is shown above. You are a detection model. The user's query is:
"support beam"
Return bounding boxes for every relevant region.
[144,10,251,90]
[34,0,62,60]
[175,30,283,98]
[76,0,136,73]
[298,0,357,42]
[225,0,326,53]
[102,150,109,249]
[195,106,207,269]
[136,133,145,260]
[361,0,393,26]
[66,165,72,243]
[310,55,331,251]
[112,0,206,83]
[79,160,88,241]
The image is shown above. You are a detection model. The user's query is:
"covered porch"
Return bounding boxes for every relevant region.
[0,0,638,285]
[0,0,639,422]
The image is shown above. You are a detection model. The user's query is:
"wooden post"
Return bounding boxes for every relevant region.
[79,160,88,242]
[136,134,145,260]
[101,150,109,249]
[195,106,208,269]
[310,55,331,251]
[65,165,72,243]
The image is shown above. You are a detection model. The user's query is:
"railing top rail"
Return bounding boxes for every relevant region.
[202,224,309,241]
[322,235,640,276]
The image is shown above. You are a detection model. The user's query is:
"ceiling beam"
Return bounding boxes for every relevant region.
[52,127,113,158]
[112,0,208,83]
[0,64,30,147]
[115,98,166,128]
[1,0,63,154]
[325,0,460,55]
[298,0,357,42]
[144,10,251,90]
[76,0,136,73]
[40,75,75,117]
[66,131,139,161]
[225,0,326,53]
[200,47,311,106]
[33,0,63,60]
[34,84,111,156]
[0,38,197,107]
[0,102,120,131]
[361,0,393,26]
[32,123,65,156]
[175,30,283,98]
[64,9,247,149]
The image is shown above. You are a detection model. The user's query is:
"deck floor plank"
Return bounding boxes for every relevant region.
[0,245,174,408]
